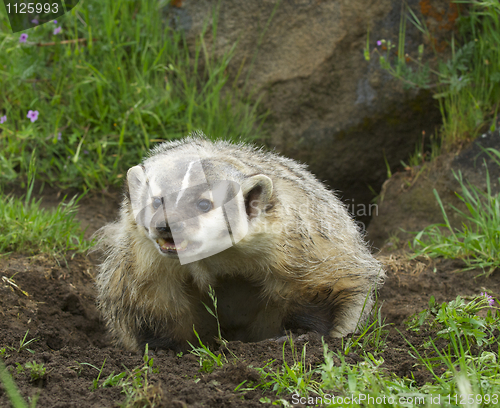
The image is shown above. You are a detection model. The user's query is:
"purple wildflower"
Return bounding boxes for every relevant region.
[27,110,39,122]
[84,150,89,155]
[19,33,28,43]
[31,19,39,25]
[53,26,62,35]
[0,115,6,124]
[481,292,495,306]
[377,40,382,46]
[53,20,57,24]
[57,132,62,141]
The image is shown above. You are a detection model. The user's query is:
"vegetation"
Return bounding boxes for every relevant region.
[0,358,33,408]
[23,361,46,382]
[88,346,162,408]
[0,0,264,191]
[253,337,318,398]
[178,292,500,407]
[0,331,44,407]
[366,0,500,147]
[407,294,498,346]
[13,330,39,355]
[0,156,91,257]
[410,147,500,276]
[368,1,500,276]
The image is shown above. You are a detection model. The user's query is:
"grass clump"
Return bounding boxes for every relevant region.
[0,0,264,191]
[254,337,319,398]
[400,132,442,169]
[24,361,46,382]
[2,330,40,355]
[14,330,39,354]
[117,346,162,408]
[188,285,234,374]
[366,1,500,147]
[0,157,91,256]
[89,346,162,408]
[0,358,34,408]
[317,336,500,407]
[343,303,390,355]
[410,148,500,276]
[406,294,499,347]
[188,326,225,374]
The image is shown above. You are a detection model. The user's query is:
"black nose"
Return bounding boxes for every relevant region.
[156,224,169,233]
[156,222,184,233]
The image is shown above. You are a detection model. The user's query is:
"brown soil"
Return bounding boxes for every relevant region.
[1,192,499,407]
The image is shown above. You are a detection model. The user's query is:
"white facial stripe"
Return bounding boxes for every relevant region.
[149,179,163,198]
[175,160,195,207]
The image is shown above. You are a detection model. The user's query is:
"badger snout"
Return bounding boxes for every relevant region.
[152,220,189,255]
[155,221,185,234]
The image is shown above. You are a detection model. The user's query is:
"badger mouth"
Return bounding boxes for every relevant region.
[156,237,189,254]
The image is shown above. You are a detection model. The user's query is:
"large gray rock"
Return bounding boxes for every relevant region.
[167,0,448,227]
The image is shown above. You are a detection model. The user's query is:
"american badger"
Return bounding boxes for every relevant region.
[95,133,384,351]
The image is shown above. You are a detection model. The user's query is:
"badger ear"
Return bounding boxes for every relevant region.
[240,175,273,220]
[127,166,149,221]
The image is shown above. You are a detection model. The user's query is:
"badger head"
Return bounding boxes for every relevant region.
[127,153,273,265]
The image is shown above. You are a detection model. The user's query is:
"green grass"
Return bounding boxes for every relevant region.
[406,294,499,347]
[2,295,499,407]
[23,361,46,382]
[1,344,161,408]
[400,132,442,169]
[438,0,500,144]
[0,157,91,257]
[89,345,162,408]
[253,294,500,407]
[0,358,33,408]
[13,330,39,354]
[188,326,225,374]
[410,147,500,276]
[253,336,320,398]
[343,301,390,355]
[0,0,265,191]
[366,0,500,147]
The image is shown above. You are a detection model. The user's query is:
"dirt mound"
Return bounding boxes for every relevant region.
[1,186,499,406]
[1,247,499,407]
[367,129,500,250]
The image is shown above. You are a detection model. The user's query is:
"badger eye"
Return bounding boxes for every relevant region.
[152,197,162,209]
[197,198,212,212]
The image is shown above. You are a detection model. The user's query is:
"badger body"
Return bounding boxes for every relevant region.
[95,134,384,351]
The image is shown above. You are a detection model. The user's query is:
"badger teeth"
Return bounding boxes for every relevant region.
[156,238,188,252]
